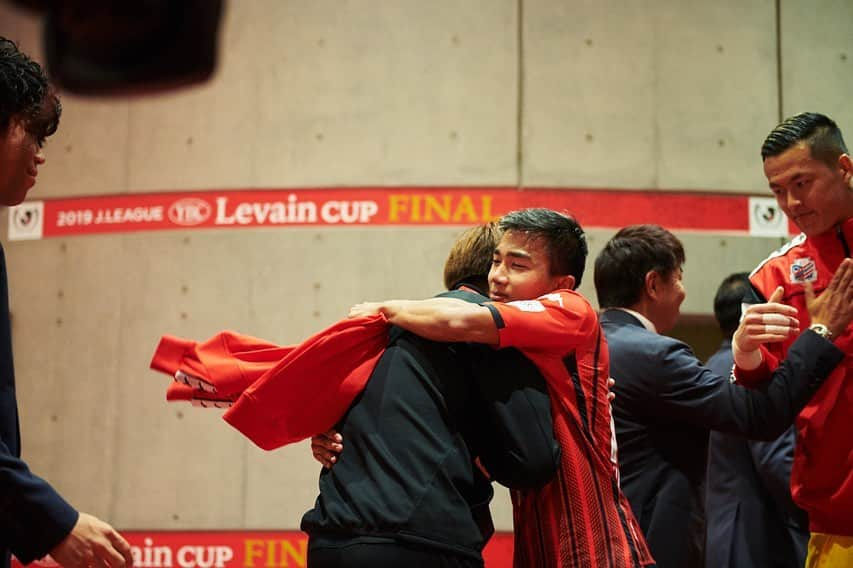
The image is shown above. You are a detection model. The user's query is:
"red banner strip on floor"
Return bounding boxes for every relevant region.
[12,530,515,568]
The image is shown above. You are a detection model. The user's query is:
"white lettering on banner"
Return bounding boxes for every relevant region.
[132,539,173,567]
[130,539,234,568]
[169,198,212,226]
[57,209,94,227]
[94,207,164,224]
[320,200,379,223]
[215,196,318,225]
[176,546,234,568]
[215,196,378,225]
[56,207,164,228]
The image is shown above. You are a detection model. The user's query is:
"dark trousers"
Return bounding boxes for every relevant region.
[308,541,484,568]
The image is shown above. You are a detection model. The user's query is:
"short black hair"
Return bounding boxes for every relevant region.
[761,112,847,167]
[0,36,61,141]
[594,224,685,309]
[713,272,750,340]
[499,208,587,289]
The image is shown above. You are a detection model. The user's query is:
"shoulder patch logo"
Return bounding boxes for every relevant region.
[508,300,546,312]
[790,258,817,283]
[541,293,564,307]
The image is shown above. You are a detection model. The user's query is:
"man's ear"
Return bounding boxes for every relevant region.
[644,270,659,300]
[555,274,576,291]
[839,154,853,188]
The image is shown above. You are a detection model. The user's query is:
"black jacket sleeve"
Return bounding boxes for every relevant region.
[463,344,560,489]
[644,330,843,440]
[438,288,560,489]
[0,438,79,564]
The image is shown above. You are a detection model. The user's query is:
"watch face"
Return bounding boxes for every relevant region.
[810,324,831,339]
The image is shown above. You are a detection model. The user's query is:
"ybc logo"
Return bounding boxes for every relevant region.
[790,257,818,284]
[168,198,212,226]
[749,197,788,237]
[8,201,44,241]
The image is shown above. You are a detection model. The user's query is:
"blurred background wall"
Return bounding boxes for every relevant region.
[0,0,850,532]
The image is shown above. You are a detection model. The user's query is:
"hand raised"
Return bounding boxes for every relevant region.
[733,285,800,353]
[805,258,853,338]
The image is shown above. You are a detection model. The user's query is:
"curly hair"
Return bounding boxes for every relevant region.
[0,37,61,141]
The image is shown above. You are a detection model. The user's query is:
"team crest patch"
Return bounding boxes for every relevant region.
[790,258,818,283]
[508,300,546,312]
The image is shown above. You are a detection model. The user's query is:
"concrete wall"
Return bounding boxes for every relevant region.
[1,0,849,532]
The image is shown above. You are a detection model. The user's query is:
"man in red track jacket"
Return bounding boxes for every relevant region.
[732,112,853,566]
[350,209,653,568]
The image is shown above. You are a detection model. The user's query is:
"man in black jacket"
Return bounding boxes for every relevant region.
[302,223,560,568]
[0,37,132,568]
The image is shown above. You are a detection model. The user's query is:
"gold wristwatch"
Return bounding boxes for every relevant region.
[809,323,833,341]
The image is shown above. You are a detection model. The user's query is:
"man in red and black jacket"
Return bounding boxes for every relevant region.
[732,112,853,565]
[343,209,653,568]
[302,223,561,568]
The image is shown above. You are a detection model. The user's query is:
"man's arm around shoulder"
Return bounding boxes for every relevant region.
[350,297,499,345]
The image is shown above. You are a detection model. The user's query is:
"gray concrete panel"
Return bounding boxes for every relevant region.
[8,238,124,519]
[110,231,257,528]
[248,0,518,187]
[780,0,853,129]
[36,97,131,199]
[524,0,776,193]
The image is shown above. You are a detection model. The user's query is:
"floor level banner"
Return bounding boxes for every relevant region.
[12,530,515,568]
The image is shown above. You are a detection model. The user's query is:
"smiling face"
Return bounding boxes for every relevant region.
[0,117,45,206]
[764,143,853,237]
[488,230,574,302]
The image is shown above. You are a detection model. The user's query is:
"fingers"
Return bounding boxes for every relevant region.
[836,258,853,297]
[743,301,798,319]
[349,302,382,318]
[312,445,337,468]
[806,258,853,335]
[768,285,785,303]
[93,541,125,568]
[738,304,799,342]
[803,280,815,307]
[105,530,133,568]
[311,429,343,468]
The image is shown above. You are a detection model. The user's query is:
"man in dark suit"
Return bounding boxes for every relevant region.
[0,37,132,568]
[593,224,852,568]
[704,272,808,567]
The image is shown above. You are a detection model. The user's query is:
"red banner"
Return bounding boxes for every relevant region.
[12,530,514,568]
[7,186,794,241]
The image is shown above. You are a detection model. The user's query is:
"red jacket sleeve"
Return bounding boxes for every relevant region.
[486,290,598,355]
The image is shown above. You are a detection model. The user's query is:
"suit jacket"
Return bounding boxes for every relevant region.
[704,341,808,568]
[600,309,842,568]
[0,244,78,568]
